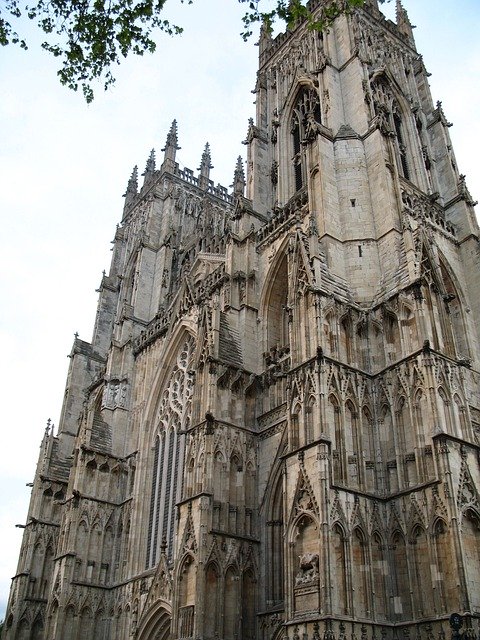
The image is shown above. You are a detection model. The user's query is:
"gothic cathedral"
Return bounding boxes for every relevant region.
[4,1,480,639]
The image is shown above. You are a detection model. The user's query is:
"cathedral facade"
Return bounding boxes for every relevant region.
[4,1,480,639]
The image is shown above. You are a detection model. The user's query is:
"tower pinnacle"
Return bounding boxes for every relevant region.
[161,120,180,171]
[142,148,156,179]
[232,156,246,197]
[396,0,415,43]
[198,143,213,189]
[122,165,138,215]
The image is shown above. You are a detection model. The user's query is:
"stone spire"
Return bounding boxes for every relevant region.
[161,120,180,171]
[122,165,138,216]
[142,148,156,180]
[232,156,246,197]
[395,0,415,43]
[198,143,213,190]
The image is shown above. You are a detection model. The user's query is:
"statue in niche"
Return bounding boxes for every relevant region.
[295,552,319,585]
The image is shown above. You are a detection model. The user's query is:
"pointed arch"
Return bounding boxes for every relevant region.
[266,466,285,606]
[204,562,220,639]
[261,250,289,356]
[351,526,369,618]
[410,523,433,617]
[370,69,417,183]
[438,256,470,358]
[178,554,196,638]
[371,531,387,620]
[390,529,411,619]
[462,508,480,610]
[288,83,322,194]
[345,399,360,487]
[145,330,196,568]
[242,569,256,640]
[136,601,172,640]
[328,393,345,483]
[331,522,348,616]
[224,565,240,640]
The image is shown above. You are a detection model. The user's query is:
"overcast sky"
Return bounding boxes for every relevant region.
[0,0,479,620]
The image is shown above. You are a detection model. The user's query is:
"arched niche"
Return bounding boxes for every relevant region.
[266,471,284,606]
[462,509,480,610]
[331,523,348,616]
[390,530,411,619]
[439,260,470,358]
[204,563,220,640]
[371,532,387,620]
[292,514,320,614]
[178,561,196,638]
[410,524,433,617]
[351,527,368,618]
[242,569,256,640]
[224,566,240,640]
[263,252,289,355]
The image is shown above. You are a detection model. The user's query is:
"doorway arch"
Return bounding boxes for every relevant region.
[136,601,172,640]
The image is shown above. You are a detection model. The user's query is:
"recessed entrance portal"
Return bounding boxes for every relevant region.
[136,603,172,640]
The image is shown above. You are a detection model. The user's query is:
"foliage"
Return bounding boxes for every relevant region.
[0,0,184,102]
[239,0,368,40]
[1,0,385,102]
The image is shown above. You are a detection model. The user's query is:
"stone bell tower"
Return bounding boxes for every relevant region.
[3,2,480,640]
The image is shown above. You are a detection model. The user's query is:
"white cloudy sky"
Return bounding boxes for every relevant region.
[0,0,479,620]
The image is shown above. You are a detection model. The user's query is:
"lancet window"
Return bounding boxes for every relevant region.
[146,335,195,567]
[291,87,321,192]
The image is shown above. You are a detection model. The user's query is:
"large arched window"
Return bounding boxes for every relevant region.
[265,253,289,355]
[291,87,321,192]
[371,76,412,182]
[146,334,195,567]
[392,105,410,180]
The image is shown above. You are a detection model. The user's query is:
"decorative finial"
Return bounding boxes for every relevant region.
[142,148,156,177]
[232,156,246,197]
[74,331,79,339]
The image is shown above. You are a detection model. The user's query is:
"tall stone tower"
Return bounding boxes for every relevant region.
[4,1,480,639]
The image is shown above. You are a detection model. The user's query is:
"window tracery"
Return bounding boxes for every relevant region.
[291,87,321,192]
[146,335,195,568]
